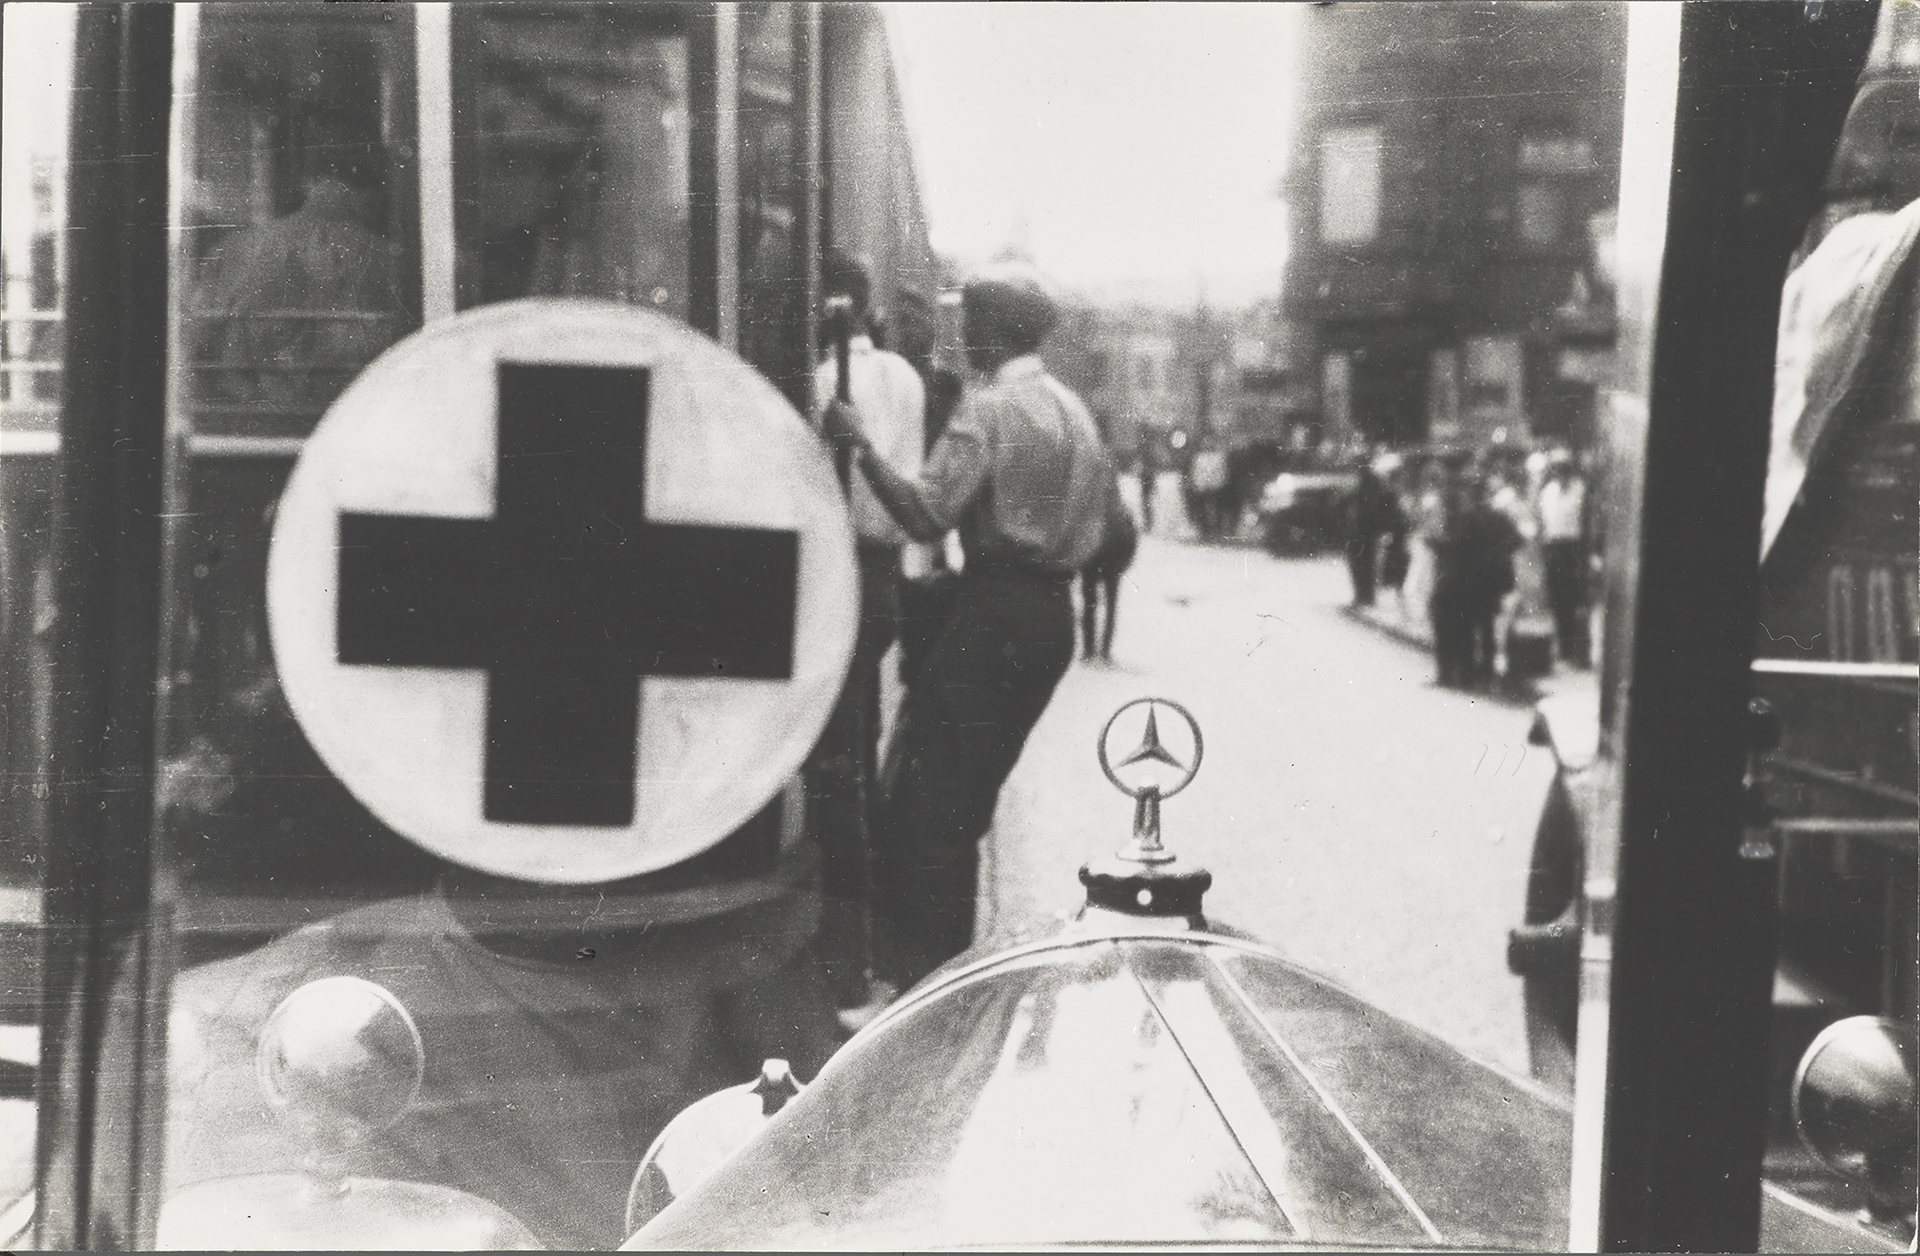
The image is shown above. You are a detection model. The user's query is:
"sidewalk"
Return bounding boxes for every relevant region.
[1341,596,1598,709]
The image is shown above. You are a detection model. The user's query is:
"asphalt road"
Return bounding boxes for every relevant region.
[975,535,1557,1076]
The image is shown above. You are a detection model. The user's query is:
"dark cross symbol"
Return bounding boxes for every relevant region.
[336,362,799,827]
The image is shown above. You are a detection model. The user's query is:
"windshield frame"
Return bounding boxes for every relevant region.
[21,3,1897,1251]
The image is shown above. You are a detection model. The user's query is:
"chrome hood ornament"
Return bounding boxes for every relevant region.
[1082,698,1211,925]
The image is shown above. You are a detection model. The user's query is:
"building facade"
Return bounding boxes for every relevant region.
[1045,298,1313,469]
[1282,1,1625,452]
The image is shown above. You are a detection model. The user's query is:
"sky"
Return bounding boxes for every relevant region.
[886,3,1300,312]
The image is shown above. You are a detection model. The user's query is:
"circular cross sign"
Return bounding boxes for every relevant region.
[269,299,857,883]
[1097,697,1204,801]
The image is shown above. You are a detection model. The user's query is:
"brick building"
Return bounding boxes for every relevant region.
[1282,1,1625,452]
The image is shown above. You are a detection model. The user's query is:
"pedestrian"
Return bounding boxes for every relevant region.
[1401,457,1447,620]
[196,114,410,415]
[1426,463,1518,688]
[1189,439,1229,540]
[892,288,968,696]
[805,249,925,1026]
[1080,490,1139,661]
[1136,436,1158,535]
[1537,453,1592,667]
[1378,459,1412,607]
[1425,471,1474,687]
[819,262,1120,989]
[1342,459,1401,607]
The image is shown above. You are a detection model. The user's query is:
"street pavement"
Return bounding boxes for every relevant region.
[974,534,1558,1077]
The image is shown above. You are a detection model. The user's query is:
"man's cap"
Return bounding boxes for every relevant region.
[962,262,1060,347]
[823,248,873,310]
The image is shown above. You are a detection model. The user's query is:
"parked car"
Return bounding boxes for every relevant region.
[1257,456,1358,556]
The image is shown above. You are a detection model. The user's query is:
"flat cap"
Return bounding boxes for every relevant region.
[962,262,1060,348]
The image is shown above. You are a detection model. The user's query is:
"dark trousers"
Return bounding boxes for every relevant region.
[1542,540,1590,666]
[806,545,899,1007]
[1431,582,1472,687]
[1192,491,1220,539]
[1466,603,1499,686]
[874,566,1074,989]
[1079,567,1121,660]
[1346,536,1377,606]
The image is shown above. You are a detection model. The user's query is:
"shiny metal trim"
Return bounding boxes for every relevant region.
[1773,817,1918,839]
[181,434,306,460]
[1751,658,1920,681]
[0,430,60,456]
[414,4,455,324]
[1759,1181,1908,1254]
[1099,696,1204,800]
[842,929,1289,1055]
[1068,905,1200,934]
[795,1,822,414]
[1205,950,1446,1245]
[1767,755,1918,809]
[713,3,739,353]
[1571,5,1683,1248]
[757,924,1574,1251]
[854,925,1570,1111]
[1127,965,1306,1241]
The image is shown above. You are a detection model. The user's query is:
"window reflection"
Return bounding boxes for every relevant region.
[737,1,801,386]
[185,6,421,437]
[451,5,689,316]
[0,9,72,1232]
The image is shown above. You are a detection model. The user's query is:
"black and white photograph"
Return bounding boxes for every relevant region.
[0,1,1915,1250]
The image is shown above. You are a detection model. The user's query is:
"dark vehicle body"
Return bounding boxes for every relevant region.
[1507,13,1919,1240]
[632,855,1893,1251]
[632,917,1577,1251]
[1257,454,1359,556]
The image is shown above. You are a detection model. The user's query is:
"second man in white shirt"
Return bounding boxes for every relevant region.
[807,251,926,1026]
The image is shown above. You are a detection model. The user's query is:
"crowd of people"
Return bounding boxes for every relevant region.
[1341,449,1595,690]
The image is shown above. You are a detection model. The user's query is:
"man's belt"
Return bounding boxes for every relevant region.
[969,556,1077,585]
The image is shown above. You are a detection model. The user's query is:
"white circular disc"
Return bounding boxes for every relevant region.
[268,299,856,883]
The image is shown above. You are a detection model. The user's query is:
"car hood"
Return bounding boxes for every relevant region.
[628,928,1572,1251]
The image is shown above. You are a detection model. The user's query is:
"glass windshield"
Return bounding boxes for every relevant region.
[21,3,1914,1252]
[143,7,829,1252]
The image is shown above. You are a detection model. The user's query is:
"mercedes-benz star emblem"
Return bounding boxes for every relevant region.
[1098,697,1203,801]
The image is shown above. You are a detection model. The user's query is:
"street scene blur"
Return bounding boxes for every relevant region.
[896,0,1620,1057]
[1,2,1915,1251]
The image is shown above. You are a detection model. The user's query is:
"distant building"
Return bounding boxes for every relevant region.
[1282,1,1625,452]
[1046,298,1317,464]
[1047,304,1181,460]
[1221,301,1316,452]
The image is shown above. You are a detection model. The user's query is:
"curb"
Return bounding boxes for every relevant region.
[1339,601,1597,707]
[1340,602,1434,651]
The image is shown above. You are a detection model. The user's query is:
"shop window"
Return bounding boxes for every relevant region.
[1319,123,1381,244]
